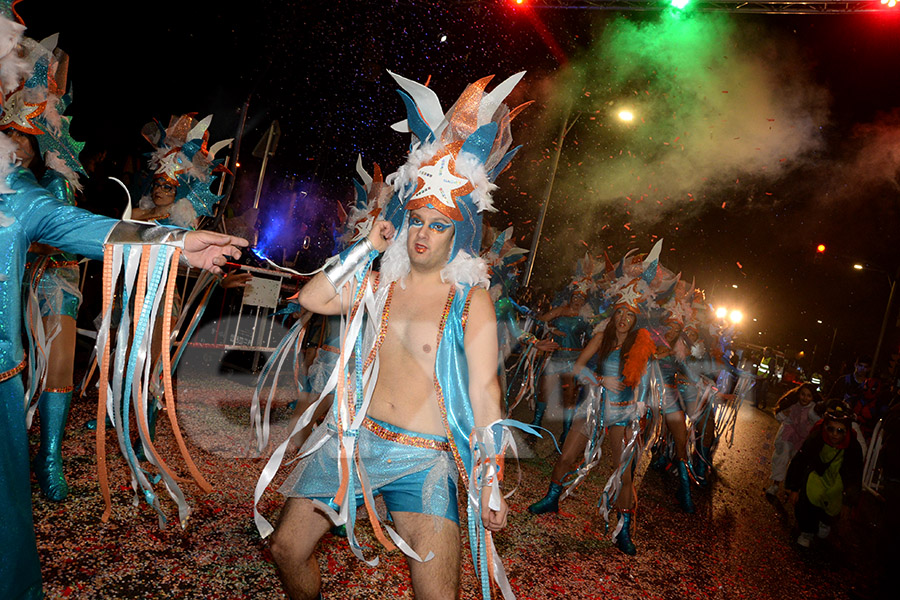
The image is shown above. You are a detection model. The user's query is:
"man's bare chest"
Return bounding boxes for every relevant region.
[381,285,452,362]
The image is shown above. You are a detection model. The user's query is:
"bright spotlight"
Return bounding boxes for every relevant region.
[618,110,634,122]
[729,310,743,324]
[716,307,727,319]
[732,284,738,289]
[853,264,864,270]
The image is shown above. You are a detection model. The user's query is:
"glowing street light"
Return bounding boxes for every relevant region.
[729,310,743,324]
[853,264,864,270]
[618,110,634,122]
[716,307,727,319]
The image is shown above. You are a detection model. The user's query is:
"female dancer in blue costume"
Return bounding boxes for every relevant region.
[532,290,592,442]
[651,318,696,513]
[529,306,653,555]
[0,30,89,502]
[6,129,83,501]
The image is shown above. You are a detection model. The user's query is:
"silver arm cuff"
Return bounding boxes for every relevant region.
[103,221,188,247]
[323,238,377,292]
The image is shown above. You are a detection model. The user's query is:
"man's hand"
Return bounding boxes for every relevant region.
[131,205,170,221]
[367,220,395,253]
[220,271,253,289]
[182,231,249,275]
[481,485,508,533]
[534,338,559,353]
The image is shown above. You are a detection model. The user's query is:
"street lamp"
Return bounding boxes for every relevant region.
[852,262,899,373]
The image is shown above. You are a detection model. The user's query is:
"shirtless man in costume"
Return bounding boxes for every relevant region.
[264,71,528,600]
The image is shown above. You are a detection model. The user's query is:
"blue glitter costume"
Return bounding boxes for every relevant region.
[26,171,82,319]
[656,353,687,415]
[545,314,591,370]
[283,415,459,523]
[1,167,120,600]
[597,347,651,426]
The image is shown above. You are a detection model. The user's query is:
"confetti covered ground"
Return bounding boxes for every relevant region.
[30,365,881,600]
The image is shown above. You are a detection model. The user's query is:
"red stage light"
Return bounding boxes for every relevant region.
[816,244,826,253]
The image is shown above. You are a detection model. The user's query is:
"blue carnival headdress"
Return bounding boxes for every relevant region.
[0,31,85,189]
[382,71,529,269]
[605,239,669,316]
[481,225,528,298]
[141,114,232,228]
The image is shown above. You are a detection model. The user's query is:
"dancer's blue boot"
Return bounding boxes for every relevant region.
[650,443,670,472]
[676,460,696,514]
[528,481,564,514]
[530,401,547,428]
[34,390,73,501]
[615,509,637,555]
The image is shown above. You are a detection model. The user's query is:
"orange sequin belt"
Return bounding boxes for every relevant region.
[362,418,452,452]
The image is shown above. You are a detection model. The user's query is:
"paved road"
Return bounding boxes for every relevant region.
[30,385,881,598]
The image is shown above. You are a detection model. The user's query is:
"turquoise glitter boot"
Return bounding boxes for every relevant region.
[34,390,73,501]
[528,481,564,514]
[530,401,547,428]
[676,460,696,514]
[615,509,637,555]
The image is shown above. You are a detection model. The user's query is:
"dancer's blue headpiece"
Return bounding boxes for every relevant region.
[382,71,528,264]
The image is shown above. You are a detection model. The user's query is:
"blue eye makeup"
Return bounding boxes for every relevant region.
[409,215,452,232]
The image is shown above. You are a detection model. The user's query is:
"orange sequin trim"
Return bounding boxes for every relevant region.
[44,385,74,393]
[362,419,451,452]
[0,359,27,383]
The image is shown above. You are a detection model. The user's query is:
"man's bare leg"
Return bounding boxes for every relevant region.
[269,498,333,600]
[391,511,461,600]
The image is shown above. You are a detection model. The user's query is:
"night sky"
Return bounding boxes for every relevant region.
[16,0,900,373]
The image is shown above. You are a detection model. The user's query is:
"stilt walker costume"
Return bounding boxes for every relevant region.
[253,71,533,599]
